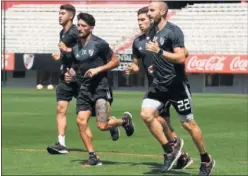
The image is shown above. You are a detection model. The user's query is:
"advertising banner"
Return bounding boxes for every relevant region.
[1,52,15,71]
[185,54,248,74]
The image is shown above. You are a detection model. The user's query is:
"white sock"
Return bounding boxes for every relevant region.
[58,135,66,147]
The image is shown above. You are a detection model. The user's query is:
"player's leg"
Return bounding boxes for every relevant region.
[56,101,69,139]
[76,110,93,152]
[157,103,176,139]
[76,91,101,166]
[170,82,215,175]
[94,85,134,139]
[47,81,75,154]
[158,105,193,169]
[95,98,121,141]
[95,98,135,139]
[140,98,183,172]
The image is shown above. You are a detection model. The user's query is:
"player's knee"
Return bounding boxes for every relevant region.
[56,104,67,115]
[181,119,198,132]
[97,122,108,131]
[95,98,106,105]
[140,111,154,124]
[76,117,88,130]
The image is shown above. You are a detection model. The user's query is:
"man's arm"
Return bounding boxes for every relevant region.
[62,47,79,83]
[161,46,189,63]
[161,26,186,63]
[84,53,119,78]
[161,47,186,64]
[125,58,140,74]
[97,54,120,73]
[52,42,73,61]
[59,42,72,52]
[146,26,187,64]
[98,41,120,72]
[146,41,187,64]
[54,28,77,60]
[131,58,140,72]
[84,41,119,78]
[125,40,141,74]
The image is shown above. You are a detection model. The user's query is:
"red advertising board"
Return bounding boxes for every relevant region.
[1,52,15,71]
[185,54,248,74]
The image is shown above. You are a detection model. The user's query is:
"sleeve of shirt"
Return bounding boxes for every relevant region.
[59,31,66,60]
[171,26,185,48]
[132,40,141,60]
[61,28,78,45]
[98,41,114,62]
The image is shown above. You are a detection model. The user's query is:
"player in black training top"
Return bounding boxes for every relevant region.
[47,4,78,155]
[59,12,135,166]
[126,6,193,170]
[142,1,215,174]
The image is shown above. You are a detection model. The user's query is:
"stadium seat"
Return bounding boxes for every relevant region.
[2,3,248,54]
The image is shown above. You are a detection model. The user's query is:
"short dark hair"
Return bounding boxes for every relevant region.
[60,4,76,20]
[77,12,95,26]
[137,6,148,15]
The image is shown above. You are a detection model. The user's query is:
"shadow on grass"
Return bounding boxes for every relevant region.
[71,158,192,175]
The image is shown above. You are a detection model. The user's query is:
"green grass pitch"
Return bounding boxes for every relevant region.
[2,88,248,175]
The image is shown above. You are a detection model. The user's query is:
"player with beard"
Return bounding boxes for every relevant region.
[59,12,135,166]
[141,1,215,174]
[126,6,193,170]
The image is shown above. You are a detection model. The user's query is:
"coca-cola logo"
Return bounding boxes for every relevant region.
[230,56,248,71]
[187,56,225,71]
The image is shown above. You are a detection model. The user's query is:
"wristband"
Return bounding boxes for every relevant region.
[158,48,163,56]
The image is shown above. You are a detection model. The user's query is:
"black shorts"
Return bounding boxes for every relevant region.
[76,80,113,116]
[56,81,79,102]
[144,81,193,122]
[158,102,171,120]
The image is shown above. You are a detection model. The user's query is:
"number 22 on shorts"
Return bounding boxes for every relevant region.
[177,99,190,112]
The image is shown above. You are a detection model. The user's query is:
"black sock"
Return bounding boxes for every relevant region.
[89,152,96,157]
[200,153,210,163]
[169,138,177,145]
[122,117,128,126]
[162,143,173,154]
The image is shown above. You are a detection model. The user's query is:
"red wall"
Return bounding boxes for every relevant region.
[1,1,148,10]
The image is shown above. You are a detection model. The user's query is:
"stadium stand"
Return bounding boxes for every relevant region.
[169,3,248,54]
[2,2,247,54]
[3,3,145,53]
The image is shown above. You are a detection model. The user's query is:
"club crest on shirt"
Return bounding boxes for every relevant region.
[88,49,94,56]
[160,37,165,45]
[153,36,158,42]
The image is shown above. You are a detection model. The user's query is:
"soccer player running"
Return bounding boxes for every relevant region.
[47,4,79,154]
[59,12,135,165]
[126,6,193,170]
[141,1,215,175]
[47,4,120,155]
